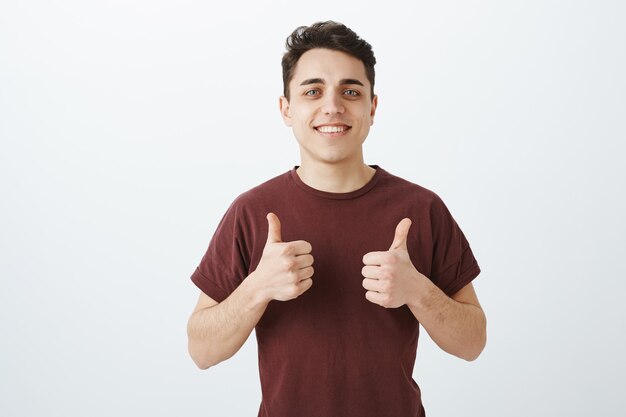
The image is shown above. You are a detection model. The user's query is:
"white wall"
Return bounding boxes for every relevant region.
[1,1,624,416]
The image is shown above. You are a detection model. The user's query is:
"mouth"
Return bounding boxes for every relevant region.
[313,124,352,135]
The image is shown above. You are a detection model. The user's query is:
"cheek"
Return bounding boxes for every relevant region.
[357,115,372,128]
[294,115,313,129]
[293,119,311,130]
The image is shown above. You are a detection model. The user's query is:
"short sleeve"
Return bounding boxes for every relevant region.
[429,195,481,296]
[190,199,251,303]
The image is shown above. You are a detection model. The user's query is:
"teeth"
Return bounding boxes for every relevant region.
[317,125,347,133]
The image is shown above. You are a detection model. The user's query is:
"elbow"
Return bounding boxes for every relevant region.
[460,339,486,362]
[187,319,219,370]
[444,335,486,362]
[193,358,213,371]
[463,318,487,362]
[188,336,233,370]
[188,342,211,369]
[187,331,221,370]
[461,345,484,362]
[188,343,219,370]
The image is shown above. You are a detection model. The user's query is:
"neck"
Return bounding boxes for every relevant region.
[296,160,376,193]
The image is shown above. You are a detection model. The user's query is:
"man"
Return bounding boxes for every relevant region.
[187,21,486,417]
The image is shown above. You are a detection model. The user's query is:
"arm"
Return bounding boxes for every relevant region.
[407,280,486,361]
[187,213,314,369]
[362,218,486,361]
[187,277,269,370]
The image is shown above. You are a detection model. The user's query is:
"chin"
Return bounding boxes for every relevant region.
[315,153,353,165]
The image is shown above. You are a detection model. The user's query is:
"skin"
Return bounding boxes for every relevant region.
[187,213,313,369]
[187,47,486,369]
[362,218,486,361]
[279,48,378,193]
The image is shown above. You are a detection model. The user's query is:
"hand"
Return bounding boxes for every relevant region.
[361,218,424,308]
[251,212,314,302]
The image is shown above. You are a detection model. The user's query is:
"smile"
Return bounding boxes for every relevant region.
[314,124,351,133]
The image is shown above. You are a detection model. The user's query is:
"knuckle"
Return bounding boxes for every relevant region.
[288,270,299,283]
[282,258,296,271]
[280,245,294,257]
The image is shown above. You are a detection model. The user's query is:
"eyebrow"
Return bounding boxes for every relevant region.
[299,78,365,87]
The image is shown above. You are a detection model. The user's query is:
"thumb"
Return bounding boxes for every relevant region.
[266,212,282,244]
[389,218,411,251]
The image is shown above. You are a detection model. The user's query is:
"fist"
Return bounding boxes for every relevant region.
[361,218,423,308]
[252,212,314,302]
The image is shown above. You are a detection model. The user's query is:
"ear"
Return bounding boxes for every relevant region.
[279,96,292,127]
[369,94,378,126]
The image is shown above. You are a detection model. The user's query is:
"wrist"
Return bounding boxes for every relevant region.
[406,271,437,311]
[242,271,272,308]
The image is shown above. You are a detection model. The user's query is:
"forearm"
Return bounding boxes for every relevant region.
[187,273,268,369]
[188,214,313,369]
[408,278,486,361]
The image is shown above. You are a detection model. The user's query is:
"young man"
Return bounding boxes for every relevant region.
[187,21,486,417]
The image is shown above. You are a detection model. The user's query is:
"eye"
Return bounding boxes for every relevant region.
[304,89,320,96]
[343,89,360,97]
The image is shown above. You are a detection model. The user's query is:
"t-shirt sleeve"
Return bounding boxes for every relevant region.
[190,199,251,303]
[429,195,481,296]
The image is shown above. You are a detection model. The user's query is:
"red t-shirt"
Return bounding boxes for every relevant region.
[191,166,481,417]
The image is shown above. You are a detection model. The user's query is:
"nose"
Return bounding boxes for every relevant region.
[321,91,345,115]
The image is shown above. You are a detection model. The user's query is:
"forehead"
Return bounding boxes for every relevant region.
[291,48,369,85]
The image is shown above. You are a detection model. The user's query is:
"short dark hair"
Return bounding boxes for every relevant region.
[281,21,376,100]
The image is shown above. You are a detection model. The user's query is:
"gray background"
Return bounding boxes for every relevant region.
[1,0,625,416]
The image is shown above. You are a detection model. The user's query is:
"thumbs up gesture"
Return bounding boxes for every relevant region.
[250,213,314,302]
[361,218,424,308]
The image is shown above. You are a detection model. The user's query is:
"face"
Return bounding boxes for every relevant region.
[279,48,378,167]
